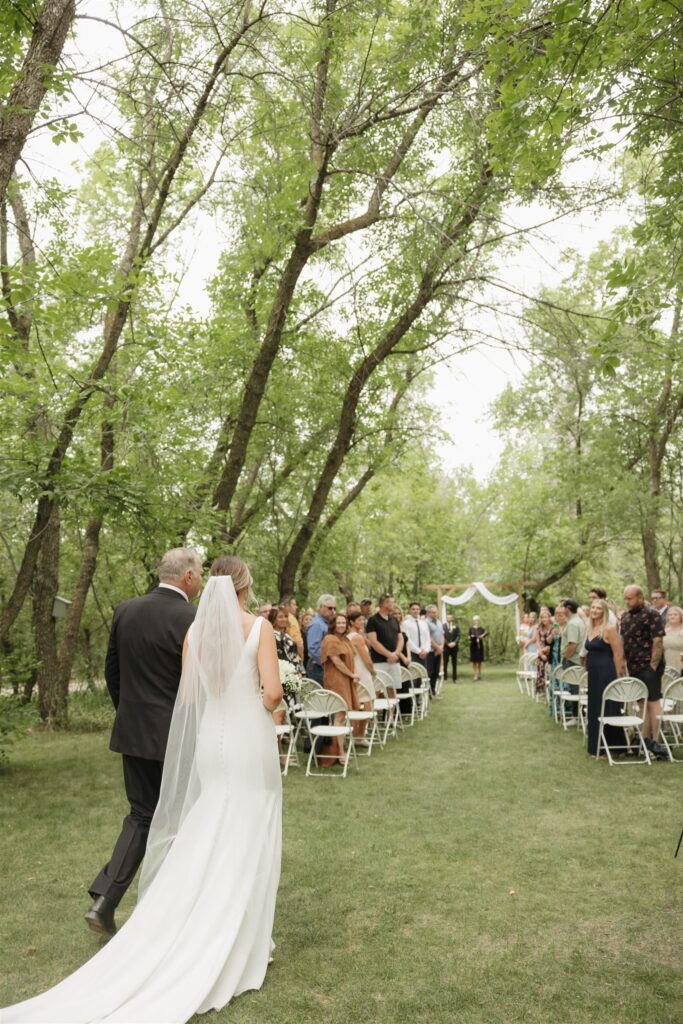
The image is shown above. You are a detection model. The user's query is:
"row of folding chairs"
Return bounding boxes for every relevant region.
[273,661,437,778]
[517,654,683,765]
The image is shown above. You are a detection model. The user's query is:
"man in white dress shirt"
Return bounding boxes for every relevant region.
[403,602,431,665]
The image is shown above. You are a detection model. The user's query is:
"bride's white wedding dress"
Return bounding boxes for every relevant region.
[2,579,282,1024]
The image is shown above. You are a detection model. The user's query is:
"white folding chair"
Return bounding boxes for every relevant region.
[302,689,358,777]
[290,677,322,748]
[373,671,400,743]
[598,677,651,766]
[398,666,418,726]
[410,662,430,719]
[558,666,584,730]
[273,698,298,775]
[658,677,683,762]
[346,679,379,755]
[517,653,536,698]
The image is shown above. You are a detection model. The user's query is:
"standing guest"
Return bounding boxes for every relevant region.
[524,612,538,655]
[621,585,666,757]
[305,594,337,685]
[548,605,566,718]
[394,606,411,667]
[403,601,431,669]
[345,601,361,617]
[320,614,360,765]
[560,600,585,668]
[365,594,403,696]
[257,601,273,619]
[300,608,314,664]
[469,616,487,681]
[86,547,201,936]
[584,598,627,758]
[533,607,554,696]
[268,605,304,675]
[650,589,669,625]
[280,593,304,660]
[360,598,374,620]
[425,605,444,698]
[347,609,376,742]
[663,605,683,672]
[442,614,461,682]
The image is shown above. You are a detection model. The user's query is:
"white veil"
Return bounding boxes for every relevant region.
[138,575,245,898]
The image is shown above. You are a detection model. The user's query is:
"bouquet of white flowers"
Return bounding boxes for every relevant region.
[278,660,302,701]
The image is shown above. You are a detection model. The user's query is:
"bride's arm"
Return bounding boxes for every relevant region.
[258,620,284,712]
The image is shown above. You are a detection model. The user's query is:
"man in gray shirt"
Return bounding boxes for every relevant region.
[426,605,444,699]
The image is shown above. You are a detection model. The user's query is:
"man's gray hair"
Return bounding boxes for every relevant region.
[426,604,437,612]
[158,547,202,581]
[316,593,336,610]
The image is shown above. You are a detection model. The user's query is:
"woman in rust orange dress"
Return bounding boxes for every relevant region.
[320,613,361,764]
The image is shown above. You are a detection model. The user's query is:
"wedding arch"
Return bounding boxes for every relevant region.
[427,581,529,630]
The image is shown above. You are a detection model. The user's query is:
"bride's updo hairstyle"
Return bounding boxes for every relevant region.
[209,554,254,601]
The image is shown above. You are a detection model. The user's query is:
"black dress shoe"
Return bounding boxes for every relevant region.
[85,895,117,937]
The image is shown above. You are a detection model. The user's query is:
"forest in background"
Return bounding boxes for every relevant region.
[0,0,681,725]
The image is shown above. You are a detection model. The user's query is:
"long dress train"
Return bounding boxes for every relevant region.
[2,611,282,1024]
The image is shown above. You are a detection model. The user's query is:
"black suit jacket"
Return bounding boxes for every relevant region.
[443,624,461,646]
[105,587,196,761]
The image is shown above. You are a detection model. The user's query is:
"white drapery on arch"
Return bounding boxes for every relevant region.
[441,582,520,630]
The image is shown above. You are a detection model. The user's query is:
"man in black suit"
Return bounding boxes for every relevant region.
[85,548,202,936]
[442,614,461,682]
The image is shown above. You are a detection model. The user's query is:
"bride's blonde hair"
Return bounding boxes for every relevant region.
[210,554,254,601]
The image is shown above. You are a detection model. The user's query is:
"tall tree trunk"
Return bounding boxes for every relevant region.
[33,506,63,725]
[0,0,75,206]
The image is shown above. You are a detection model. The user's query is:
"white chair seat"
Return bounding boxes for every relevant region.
[347,710,374,721]
[274,724,292,736]
[309,724,352,737]
[600,715,643,728]
[562,694,581,702]
[662,713,683,723]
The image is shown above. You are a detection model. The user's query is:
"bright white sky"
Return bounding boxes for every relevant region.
[22,7,630,481]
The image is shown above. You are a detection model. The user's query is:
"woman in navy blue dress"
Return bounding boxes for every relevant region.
[584,598,627,758]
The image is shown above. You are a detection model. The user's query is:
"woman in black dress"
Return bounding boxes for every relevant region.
[469,615,487,680]
[584,598,627,758]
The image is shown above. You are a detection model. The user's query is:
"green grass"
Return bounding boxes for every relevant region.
[1,666,681,1023]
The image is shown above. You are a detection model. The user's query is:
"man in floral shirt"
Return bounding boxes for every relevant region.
[620,585,666,757]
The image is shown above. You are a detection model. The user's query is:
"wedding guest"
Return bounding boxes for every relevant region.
[268,605,304,675]
[584,598,627,758]
[533,607,554,696]
[366,594,403,695]
[280,592,304,659]
[300,608,314,663]
[257,601,273,619]
[524,612,538,655]
[360,598,373,619]
[320,613,360,764]
[305,594,337,685]
[442,614,460,682]
[347,609,376,741]
[426,604,444,697]
[621,585,666,757]
[560,600,585,668]
[469,616,487,681]
[663,606,683,672]
[345,601,361,617]
[403,601,431,669]
[394,606,411,667]
[588,586,617,625]
[650,588,669,625]
[548,605,566,718]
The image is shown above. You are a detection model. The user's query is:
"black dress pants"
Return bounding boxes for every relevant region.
[426,652,441,695]
[443,646,458,680]
[89,754,163,906]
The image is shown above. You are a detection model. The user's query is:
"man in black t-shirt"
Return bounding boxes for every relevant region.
[366,594,403,694]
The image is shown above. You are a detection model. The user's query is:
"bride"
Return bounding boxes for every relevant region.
[2,555,284,1024]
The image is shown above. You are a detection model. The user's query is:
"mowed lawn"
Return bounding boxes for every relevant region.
[1,666,680,1024]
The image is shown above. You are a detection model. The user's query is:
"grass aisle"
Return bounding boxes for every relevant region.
[1,666,680,1023]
